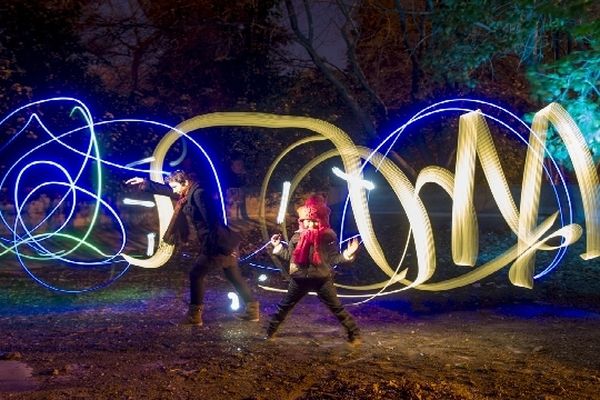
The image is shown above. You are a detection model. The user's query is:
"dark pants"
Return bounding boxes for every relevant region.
[189,252,255,306]
[267,277,360,339]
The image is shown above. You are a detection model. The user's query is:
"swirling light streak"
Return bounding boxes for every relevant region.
[147,233,156,256]
[339,101,572,279]
[434,103,575,279]
[0,98,229,273]
[247,262,280,271]
[0,101,124,289]
[332,111,564,296]
[8,104,106,260]
[9,110,127,264]
[123,198,156,208]
[276,181,291,224]
[0,100,187,282]
[239,241,271,263]
[228,292,240,311]
[125,156,155,168]
[332,167,375,190]
[1,98,596,297]
[256,103,595,297]
[169,139,187,167]
[151,106,592,296]
[257,135,326,270]
[4,108,226,219]
[0,100,134,292]
[374,99,578,278]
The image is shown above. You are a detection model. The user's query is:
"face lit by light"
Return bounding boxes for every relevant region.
[168,181,187,195]
[302,219,319,230]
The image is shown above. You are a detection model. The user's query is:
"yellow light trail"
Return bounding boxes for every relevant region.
[122,104,598,298]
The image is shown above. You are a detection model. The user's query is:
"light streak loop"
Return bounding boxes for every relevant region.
[1,97,596,298]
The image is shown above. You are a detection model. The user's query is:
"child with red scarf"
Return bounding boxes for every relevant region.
[267,195,361,346]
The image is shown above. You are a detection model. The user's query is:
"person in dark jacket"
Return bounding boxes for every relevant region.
[126,170,259,326]
[267,195,361,346]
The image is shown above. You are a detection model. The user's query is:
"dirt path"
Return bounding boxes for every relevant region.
[1,263,599,399]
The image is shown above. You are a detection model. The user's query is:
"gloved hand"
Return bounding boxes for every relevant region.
[125,177,145,186]
[343,237,360,260]
[270,233,284,255]
[270,233,282,247]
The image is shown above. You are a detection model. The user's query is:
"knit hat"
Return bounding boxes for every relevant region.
[297,195,331,228]
[292,195,331,266]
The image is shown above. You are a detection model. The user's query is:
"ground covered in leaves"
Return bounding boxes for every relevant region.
[1,226,599,399]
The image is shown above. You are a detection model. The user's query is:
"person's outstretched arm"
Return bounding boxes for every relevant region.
[323,231,359,266]
[270,233,294,261]
[125,177,177,199]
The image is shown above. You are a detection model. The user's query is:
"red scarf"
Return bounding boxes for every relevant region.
[292,227,324,266]
[163,185,191,244]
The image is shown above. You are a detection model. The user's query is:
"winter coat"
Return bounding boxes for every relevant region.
[142,180,219,254]
[273,229,352,279]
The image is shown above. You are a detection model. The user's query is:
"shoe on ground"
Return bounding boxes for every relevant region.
[234,301,260,322]
[181,304,203,326]
[347,336,362,348]
[182,315,203,326]
[264,329,278,341]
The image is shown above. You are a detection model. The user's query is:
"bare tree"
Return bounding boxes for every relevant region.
[284,0,381,139]
[282,0,433,175]
[80,0,165,96]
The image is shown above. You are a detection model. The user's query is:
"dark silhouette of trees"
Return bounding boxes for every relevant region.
[0,0,102,116]
[280,0,598,174]
[1,0,597,177]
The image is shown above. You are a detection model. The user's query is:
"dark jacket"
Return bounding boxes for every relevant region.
[142,179,241,256]
[273,229,352,279]
[143,180,219,253]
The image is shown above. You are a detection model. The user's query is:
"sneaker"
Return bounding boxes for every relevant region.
[347,336,362,348]
[181,304,203,326]
[264,328,278,341]
[233,311,259,322]
[234,301,260,322]
[182,315,203,326]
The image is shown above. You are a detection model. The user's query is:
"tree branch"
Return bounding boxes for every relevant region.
[284,0,377,138]
[336,0,388,120]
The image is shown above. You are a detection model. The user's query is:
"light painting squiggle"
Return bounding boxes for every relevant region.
[0,98,228,291]
[0,98,597,299]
